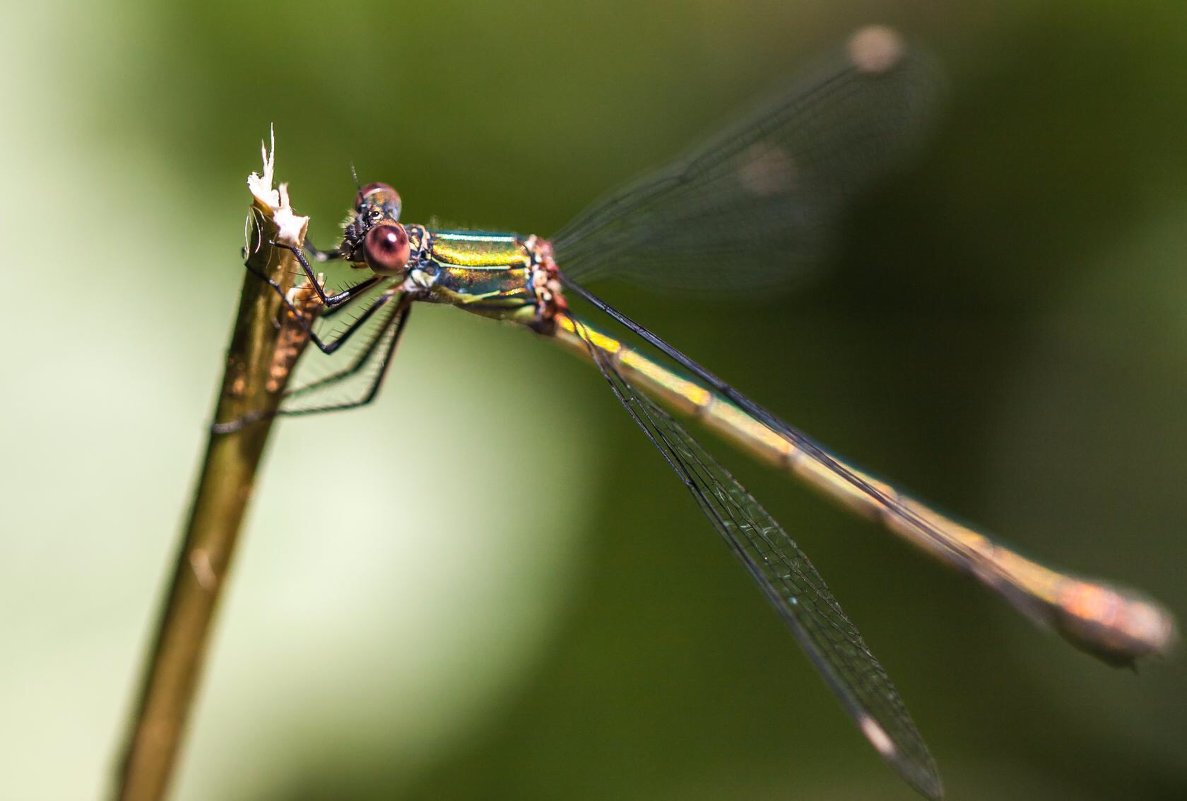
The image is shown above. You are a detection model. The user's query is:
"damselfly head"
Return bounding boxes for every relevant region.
[362,223,411,275]
[340,181,406,269]
[355,182,402,222]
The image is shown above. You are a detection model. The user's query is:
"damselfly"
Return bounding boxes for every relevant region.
[223,27,1176,800]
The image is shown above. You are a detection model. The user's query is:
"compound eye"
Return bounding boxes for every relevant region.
[356,182,400,210]
[363,223,410,274]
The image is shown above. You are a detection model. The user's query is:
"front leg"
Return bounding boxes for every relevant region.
[304,236,341,264]
[243,254,395,355]
[270,240,363,309]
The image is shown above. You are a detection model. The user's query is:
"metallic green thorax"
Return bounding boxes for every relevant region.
[409,227,540,324]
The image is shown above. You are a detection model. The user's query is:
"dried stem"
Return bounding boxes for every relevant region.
[111,133,317,801]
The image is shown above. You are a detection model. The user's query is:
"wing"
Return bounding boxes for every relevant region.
[571,317,942,800]
[551,27,939,292]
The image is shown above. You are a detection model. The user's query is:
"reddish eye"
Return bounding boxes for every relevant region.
[363,223,410,274]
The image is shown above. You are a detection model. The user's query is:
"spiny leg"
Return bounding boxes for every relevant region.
[243,253,392,354]
[211,296,412,433]
[310,286,402,355]
[268,239,368,309]
[279,297,413,417]
[285,298,409,402]
[319,276,384,320]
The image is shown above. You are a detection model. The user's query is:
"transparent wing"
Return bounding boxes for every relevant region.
[572,317,941,800]
[552,27,940,292]
[562,280,1179,667]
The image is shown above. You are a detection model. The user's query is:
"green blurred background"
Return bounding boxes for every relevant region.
[1,1,1185,799]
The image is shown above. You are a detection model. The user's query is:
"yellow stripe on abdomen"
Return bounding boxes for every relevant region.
[549,313,1176,664]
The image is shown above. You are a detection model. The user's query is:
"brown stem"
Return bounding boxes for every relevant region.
[111,137,317,801]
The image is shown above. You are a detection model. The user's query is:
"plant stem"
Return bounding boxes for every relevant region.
[112,136,315,801]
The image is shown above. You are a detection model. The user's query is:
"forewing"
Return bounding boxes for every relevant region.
[552,28,940,292]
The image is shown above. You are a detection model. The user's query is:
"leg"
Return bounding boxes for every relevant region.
[243,253,391,355]
[269,240,367,309]
[243,255,375,319]
[212,296,413,434]
[319,276,383,319]
[306,285,401,356]
[304,236,341,263]
[282,298,412,416]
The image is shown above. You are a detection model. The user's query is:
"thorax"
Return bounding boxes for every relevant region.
[406,226,566,330]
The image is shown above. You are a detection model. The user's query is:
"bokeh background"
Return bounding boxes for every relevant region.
[2,1,1185,800]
